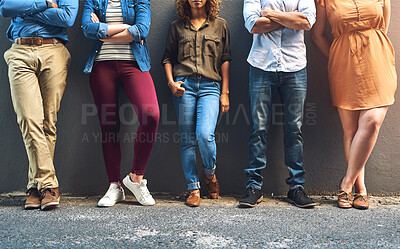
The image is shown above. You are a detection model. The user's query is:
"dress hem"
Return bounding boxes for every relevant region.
[331,100,395,111]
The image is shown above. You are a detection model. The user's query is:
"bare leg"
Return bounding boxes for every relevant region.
[130,173,143,184]
[338,110,366,194]
[354,167,366,195]
[338,107,388,193]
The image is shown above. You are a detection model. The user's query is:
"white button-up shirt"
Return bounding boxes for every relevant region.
[243,0,316,72]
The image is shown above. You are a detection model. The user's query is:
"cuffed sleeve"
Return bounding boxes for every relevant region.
[243,0,261,34]
[299,0,316,29]
[0,0,47,18]
[161,22,178,65]
[81,0,108,40]
[24,0,79,28]
[128,0,151,42]
[221,21,232,63]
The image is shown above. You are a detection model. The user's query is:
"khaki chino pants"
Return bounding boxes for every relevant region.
[4,43,71,191]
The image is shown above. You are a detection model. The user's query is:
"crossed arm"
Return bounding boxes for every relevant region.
[0,0,78,28]
[244,0,314,34]
[81,0,149,43]
[89,13,144,44]
[251,10,311,34]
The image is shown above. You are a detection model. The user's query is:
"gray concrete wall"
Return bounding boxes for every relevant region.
[0,0,399,195]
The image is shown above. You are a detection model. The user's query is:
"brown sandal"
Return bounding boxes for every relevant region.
[338,190,353,208]
[353,194,369,210]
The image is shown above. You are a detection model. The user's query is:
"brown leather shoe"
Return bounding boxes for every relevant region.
[186,189,200,207]
[205,174,219,199]
[40,188,60,210]
[338,190,352,209]
[25,188,41,209]
[353,194,369,210]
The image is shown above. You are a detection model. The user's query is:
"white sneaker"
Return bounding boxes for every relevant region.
[97,183,125,207]
[122,175,155,206]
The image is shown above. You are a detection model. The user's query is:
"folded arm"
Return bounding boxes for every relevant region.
[243,0,281,34]
[24,0,79,28]
[82,0,108,40]
[0,0,47,18]
[126,0,151,43]
[261,9,311,30]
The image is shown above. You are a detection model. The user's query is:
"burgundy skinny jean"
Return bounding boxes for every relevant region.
[89,61,159,182]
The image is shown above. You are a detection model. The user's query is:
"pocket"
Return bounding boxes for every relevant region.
[178,36,193,59]
[213,81,221,90]
[63,46,72,67]
[339,0,377,23]
[3,48,11,65]
[176,76,187,84]
[204,34,220,57]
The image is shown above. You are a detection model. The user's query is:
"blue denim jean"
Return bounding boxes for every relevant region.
[246,66,307,190]
[173,76,221,190]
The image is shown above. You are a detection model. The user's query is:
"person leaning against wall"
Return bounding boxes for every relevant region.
[0,0,78,211]
[162,0,231,207]
[81,0,160,207]
[239,0,317,208]
[311,0,397,209]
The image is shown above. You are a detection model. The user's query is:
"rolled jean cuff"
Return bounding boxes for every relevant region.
[203,165,216,175]
[289,184,304,190]
[187,182,200,191]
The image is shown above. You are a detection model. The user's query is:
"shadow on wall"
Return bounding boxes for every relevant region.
[0,0,399,195]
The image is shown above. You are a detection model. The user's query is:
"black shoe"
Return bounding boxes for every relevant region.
[239,188,263,208]
[287,187,316,208]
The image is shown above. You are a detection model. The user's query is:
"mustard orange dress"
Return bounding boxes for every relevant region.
[317,0,397,110]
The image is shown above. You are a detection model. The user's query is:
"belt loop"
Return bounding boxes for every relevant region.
[52,38,56,45]
[17,38,21,45]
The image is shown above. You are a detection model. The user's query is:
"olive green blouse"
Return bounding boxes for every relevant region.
[162,17,232,82]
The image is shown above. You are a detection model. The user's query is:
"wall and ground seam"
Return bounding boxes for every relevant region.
[0,0,399,195]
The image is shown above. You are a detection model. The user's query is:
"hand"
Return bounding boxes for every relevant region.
[168,81,185,97]
[51,2,58,8]
[91,13,100,23]
[219,93,230,114]
[260,8,275,17]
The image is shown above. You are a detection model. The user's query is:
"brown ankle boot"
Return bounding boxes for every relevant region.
[205,174,219,199]
[25,188,41,209]
[186,189,200,207]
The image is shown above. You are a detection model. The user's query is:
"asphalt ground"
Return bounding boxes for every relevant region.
[0,194,399,248]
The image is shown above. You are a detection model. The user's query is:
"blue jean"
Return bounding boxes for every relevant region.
[173,77,221,190]
[246,66,307,190]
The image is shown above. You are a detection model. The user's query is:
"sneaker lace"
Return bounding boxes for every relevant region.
[355,194,368,202]
[139,186,151,199]
[294,188,306,199]
[104,189,115,198]
[41,188,55,198]
[338,191,352,201]
[245,188,256,198]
